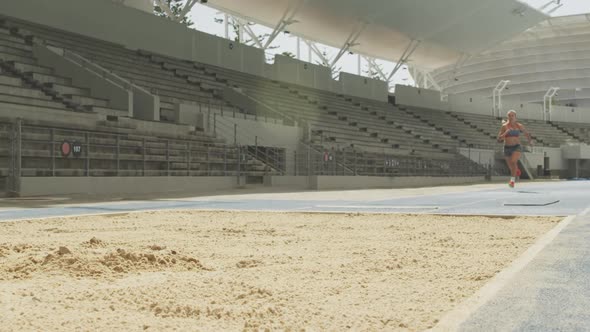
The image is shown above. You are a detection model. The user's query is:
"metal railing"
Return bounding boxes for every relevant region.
[293,144,489,177]
[0,118,499,198]
[3,120,274,179]
[213,117,287,174]
[294,141,355,176]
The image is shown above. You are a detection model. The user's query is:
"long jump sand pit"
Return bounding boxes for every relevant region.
[0,211,561,331]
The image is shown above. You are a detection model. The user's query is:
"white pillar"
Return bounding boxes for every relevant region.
[493,80,510,118]
[224,14,229,39]
[357,54,361,76]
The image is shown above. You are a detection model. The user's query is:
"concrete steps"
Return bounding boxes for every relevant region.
[0,52,36,65]
[0,93,65,109]
[25,72,70,85]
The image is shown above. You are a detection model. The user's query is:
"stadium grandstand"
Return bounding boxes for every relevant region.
[0,0,589,198]
[3,1,590,331]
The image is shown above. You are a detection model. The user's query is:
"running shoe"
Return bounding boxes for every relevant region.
[508,180,515,188]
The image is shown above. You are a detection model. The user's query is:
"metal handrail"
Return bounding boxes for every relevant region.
[213,119,286,174]
[299,138,356,176]
[16,123,253,177]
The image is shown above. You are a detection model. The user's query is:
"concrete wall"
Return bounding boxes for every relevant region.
[507,102,544,121]
[20,176,240,196]
[272,55,388,100]
[220,87,296,125]
[540,147,565,171]
[550,105,590,124]
[310,176,485,190]
[458,148,495,167]
[193,31,218,67]
[119,0,152,13]
[562,144,590,159]
[395,85,449,111]
[339,72,388,102]
[330,80,343,94]
[523,151,544,173]
[215,40,265,77]
[210,113,302,174]
[175,103,204,127]
[212,114,301,147]
[263,176,310,190]
[448,94,492,116]
[273,55,332,91]
[132,86,160,121]
[19,175,496,196]
[314,66,333,92]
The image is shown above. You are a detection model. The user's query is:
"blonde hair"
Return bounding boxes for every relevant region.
[502,110,517,124]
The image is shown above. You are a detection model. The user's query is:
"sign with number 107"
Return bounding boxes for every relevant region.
[72,141,82,157]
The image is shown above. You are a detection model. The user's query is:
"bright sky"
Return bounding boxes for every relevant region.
[185,0,590,89]
[520,0,590,16]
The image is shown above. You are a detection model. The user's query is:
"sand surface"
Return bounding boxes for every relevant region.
[0,211,560,331]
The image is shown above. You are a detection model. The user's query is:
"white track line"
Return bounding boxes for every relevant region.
[433,198,498,212]
[430,214,576,332]
[314,205,439,209]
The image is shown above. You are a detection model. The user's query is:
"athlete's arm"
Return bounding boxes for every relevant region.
[519,123,533,146]
[497,124,507,142]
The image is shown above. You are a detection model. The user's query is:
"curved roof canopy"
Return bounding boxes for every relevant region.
[431,14,590,107]
[207,0,548,69]
[510,13,590,42]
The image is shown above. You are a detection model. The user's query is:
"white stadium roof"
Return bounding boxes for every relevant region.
[511,13,590,41]
[205,0,548,69]
[432,13,590,107]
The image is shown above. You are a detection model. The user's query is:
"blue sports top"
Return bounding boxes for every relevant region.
[505,128,520,137]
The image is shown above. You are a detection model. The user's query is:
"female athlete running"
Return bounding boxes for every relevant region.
[497,110,533,188]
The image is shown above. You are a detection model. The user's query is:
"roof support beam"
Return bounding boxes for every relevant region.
[233,17,263,48]
[301,22,365,78]
[538,0,563,15]
[363,56,388,82]
[177,0,199,22]
[263,0,304,49]
[154,0,175,20]
[408,65,441,91]
[329,22,366,68]
[154,0,199,23]
[364,56,398,91]
[305,41,330,66]
[387,39,421,81]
